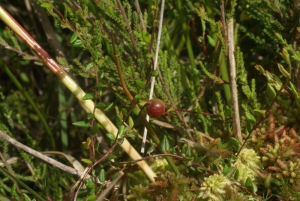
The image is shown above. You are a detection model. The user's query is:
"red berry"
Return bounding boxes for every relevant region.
[146,99,165,118]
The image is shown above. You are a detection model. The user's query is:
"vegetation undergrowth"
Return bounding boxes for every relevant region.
[0,0,300,200]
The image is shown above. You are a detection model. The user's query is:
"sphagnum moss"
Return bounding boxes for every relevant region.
[198,174,232,201]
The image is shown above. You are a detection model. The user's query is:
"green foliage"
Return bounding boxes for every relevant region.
[1,0,300,200]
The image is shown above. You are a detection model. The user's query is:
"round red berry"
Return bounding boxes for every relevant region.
[146,99,165,118]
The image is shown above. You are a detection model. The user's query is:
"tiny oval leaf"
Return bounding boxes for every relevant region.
[81,158,92,164]
[106,133,116,143]
[104,102,114,111]
[72,39,83,47]
[135,80,145,89]
[72,121,90,128]
[99,169,106,182]
[128,116,134,128]
[82,93,94,100]
[96,102,106,109]
[70,33,78,43]
[118,125,126,137]
[85,62,94,72]
[40,3,52,8]
[159,135,170,152]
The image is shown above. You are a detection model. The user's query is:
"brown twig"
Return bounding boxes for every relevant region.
[151,119,215,141]
[0,41,39,60]
[111,34,161,145]
[111,34,180,175]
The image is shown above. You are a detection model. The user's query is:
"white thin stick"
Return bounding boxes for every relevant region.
[141,0,165,153]
[0,130,86,177]
[227,19,242,142]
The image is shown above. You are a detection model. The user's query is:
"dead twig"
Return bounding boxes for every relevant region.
[227,19,242,142]
[0,130,87,178]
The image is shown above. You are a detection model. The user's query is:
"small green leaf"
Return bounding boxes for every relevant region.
[87,114,94,120]
[254,65,265,74]
[82,93,94,100]
[146,144,156,154]
[280,47,291,67]
[198,36,203,43]
[234,169,239,180]
[118,125,126,137]
[207,35,216,47]
[245,177,257,193]
[20,73,30,83]
[99,169,106,182]
[141,30,151,43]
[23,194,31,201]
[135,94,143,99]
[245,112,256,124]
[151,69,159,76]
[135,80,145,89]
[128,116,134,128]
[229,137,241,151]
[133,108,140,115]
[34,61,44,66]
[264,173,272,188]
[278,63,290,78]
[72,39,83,47]
[40,3,52,8]
[253,109,264,117]
[86,178,95,189]
[121,108,128,115]
[116,115,122,127]
[70,33,78,43]
[86,194,97,201]
[222,165,231,176]
[146,53,154,58]
[96,102,106,109]
[91,123,101,134]
[289,82,298,96]
[10,184,17,196]
[159,135,170,152]
[104,102,114,111]
[81,158,92,164]
[85,62,94,72]
[106,133,116,142]
[95,83,105,89]
[72,121,90,128]
[106,154,117,160]
[266,83,276,101]
[197,167,207,173]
